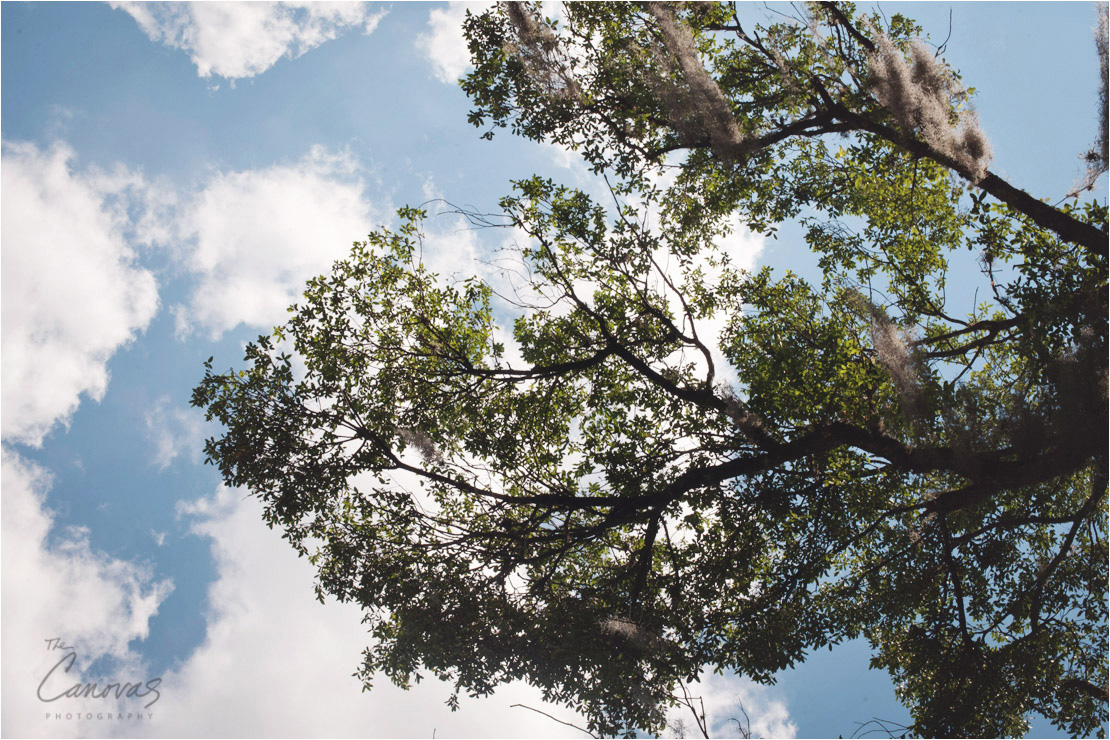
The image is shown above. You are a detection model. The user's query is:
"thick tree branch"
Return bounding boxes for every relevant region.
[1060,678,1110,702]
[830,103,1108,258]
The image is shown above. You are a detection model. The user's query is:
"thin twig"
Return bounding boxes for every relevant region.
[510,704,597,738]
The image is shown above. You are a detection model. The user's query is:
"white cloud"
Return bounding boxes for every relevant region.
[664,672,796,739]
[143,396,206,471]
[174,146,378,339]
[0,139,175,735]
[418,0,574,85]
[417,2,493,84]
[417,182,486,279]
[0,449,173,738]
[541,139,596,184]
[149,485,583,738]
[112,2,386,81]
[417,2,565,85]
[701,672,796,739]
[0,141,161,447]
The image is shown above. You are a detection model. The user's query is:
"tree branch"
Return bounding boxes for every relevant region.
[830,103,1108,258]
[510,704,597,738]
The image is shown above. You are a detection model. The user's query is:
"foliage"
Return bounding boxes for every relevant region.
[193,3,1109,737]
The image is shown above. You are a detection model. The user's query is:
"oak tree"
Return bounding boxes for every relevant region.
[193,3,1109,736]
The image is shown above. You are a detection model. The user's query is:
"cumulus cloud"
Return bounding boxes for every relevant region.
[174,146,378,339]
[1,141,161,447]
[417,2,494,84]
[0,449,173,738]
[149,485,580,738]
[112,2,386,81]
[143,396,206,471]
[686,671,797,739]
[1,140,174,736]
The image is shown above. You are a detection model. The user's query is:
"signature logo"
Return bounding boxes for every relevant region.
[37,638,162,710]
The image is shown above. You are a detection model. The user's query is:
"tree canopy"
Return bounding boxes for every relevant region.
[193,3,1108,736]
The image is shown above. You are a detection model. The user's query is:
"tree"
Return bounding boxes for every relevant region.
[192,3,1108,737]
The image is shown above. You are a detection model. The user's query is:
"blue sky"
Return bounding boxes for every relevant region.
[1,2,1104,738]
